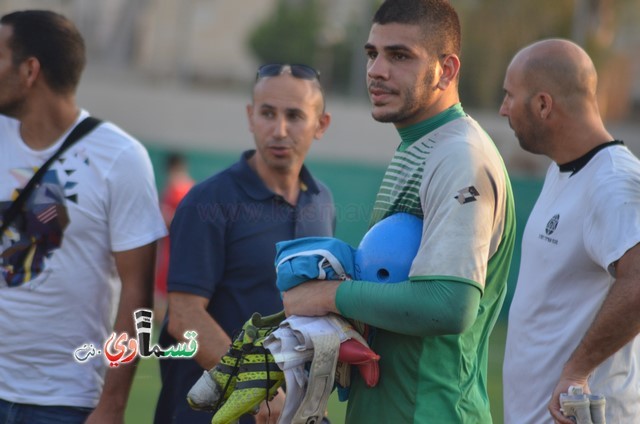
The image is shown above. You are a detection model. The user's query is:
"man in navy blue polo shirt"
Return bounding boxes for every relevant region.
[154,64,335,424]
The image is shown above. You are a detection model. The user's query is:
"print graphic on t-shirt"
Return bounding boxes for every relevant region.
[545,214,560,235]
[538,214,560,245]
[0,168,71,287]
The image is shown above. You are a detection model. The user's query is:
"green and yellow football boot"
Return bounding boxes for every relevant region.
[211,311,285,424]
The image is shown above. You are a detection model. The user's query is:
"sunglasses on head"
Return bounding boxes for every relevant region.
[256,64,320,81]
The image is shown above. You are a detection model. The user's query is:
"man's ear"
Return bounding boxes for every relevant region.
[314,112,331,140]
[536,92,553,120]
[436,54,460,90]
[246,104,254,133]
[21,57,41,87]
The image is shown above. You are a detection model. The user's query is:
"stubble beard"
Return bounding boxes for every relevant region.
[0,97,26,118]
[371,66,437,125]
[515,106,548,156]
[371,90,422,124]
[0,73,27,118]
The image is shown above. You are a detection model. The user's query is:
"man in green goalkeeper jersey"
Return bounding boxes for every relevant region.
[282,0,516,422]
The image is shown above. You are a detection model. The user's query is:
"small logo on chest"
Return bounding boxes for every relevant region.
[539,214,560,245]
[545,214,559,235]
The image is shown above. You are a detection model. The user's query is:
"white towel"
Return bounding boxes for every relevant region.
[264,314,365,424]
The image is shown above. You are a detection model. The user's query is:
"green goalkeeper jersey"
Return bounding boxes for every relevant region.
[339,104,515,423]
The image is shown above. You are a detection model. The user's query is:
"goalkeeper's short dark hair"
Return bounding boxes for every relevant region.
[373,0,461,58]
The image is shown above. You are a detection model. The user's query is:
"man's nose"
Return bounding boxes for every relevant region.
[367,56,389,81]
[273,116,287,138]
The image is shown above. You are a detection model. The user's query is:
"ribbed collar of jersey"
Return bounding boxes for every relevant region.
[234,149,319,200]
[396,103,466,149]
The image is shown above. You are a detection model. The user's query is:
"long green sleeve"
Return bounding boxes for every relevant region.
[335,278,481,336]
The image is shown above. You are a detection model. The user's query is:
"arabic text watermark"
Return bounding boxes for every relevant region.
[73,309,198,366]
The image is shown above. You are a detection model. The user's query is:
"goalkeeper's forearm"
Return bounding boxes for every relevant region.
[336,278,481,336]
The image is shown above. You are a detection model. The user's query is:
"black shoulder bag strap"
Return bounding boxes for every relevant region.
[0,116,102,235]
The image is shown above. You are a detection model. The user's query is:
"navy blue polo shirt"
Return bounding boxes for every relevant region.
[155,150,335,424]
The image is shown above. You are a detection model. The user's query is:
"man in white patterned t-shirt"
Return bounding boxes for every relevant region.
[0,10,166,424]
[501,39,640,424]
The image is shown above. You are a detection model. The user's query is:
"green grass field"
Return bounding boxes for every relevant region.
[125,147,538,423]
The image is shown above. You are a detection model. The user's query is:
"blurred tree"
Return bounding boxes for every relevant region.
[457,0,635,119]
[458,0,573,108]
[247,0,377,95]
[574,0,635,120]
[316,20,362,95]
[248,0,323,67]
